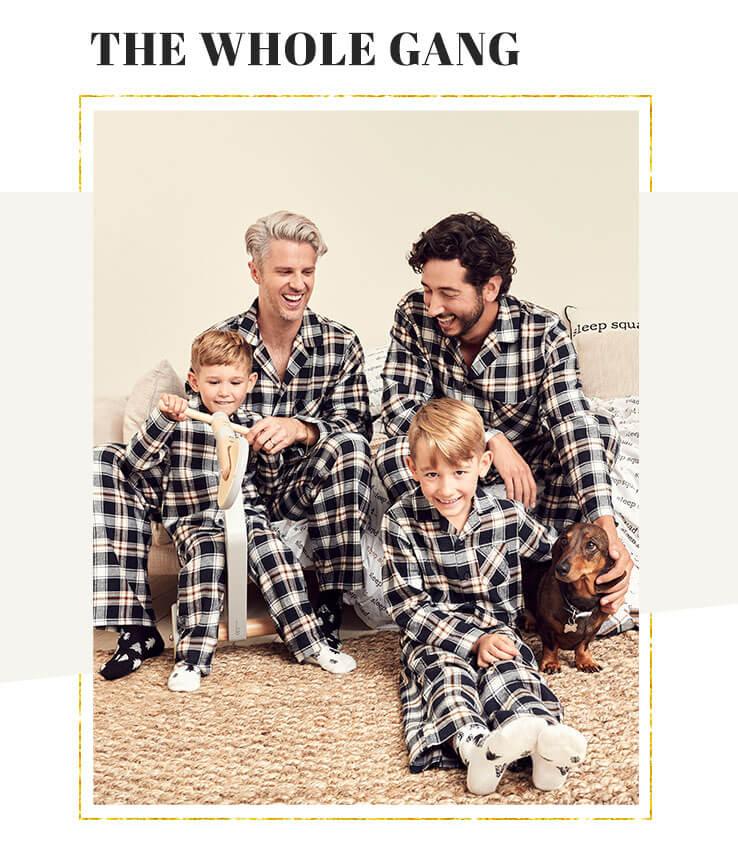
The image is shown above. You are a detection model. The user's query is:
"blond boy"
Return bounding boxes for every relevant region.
[382,398,587,794]
[95,329,354,693]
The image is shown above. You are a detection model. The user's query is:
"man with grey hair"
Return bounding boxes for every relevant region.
[94,210,373,681]
[215,210,373,654]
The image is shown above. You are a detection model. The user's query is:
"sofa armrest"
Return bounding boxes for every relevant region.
[94,396,126,445]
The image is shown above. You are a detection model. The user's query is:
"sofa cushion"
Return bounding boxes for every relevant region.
[576,329,639,399]
[564,306,639,399]
[123,359,186,442]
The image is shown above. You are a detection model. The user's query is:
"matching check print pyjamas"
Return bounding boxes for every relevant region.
[375,291,620,532]
[214,303,374,593]
[94,406,330,672]
[95,291,619,744]
[93,303,373,671]
[383,489,563,771]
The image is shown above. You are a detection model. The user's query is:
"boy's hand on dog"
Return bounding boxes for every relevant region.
[487,433,537,509]
[473,632,519,668]
[159,393,188,422]
[593,515,633,613]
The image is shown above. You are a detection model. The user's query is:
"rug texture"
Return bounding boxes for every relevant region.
[93,629,639,806]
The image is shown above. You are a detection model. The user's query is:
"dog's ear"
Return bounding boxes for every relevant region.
[551,523,574,564]
[551,527,571,564]
[596,545,626,593]
[599,546,616,575]
[595,526,616,574]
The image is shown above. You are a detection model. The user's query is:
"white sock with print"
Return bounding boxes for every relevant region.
[304,641,357,674]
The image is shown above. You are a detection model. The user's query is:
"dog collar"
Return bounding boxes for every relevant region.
[562,596,594,633]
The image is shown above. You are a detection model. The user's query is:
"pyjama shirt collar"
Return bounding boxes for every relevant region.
[439,294,522,377]
[404,488,498,539]
[229,298,324,387]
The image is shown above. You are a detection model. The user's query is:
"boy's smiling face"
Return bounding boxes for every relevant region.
[188,363,257,416]
[406,440,492,531]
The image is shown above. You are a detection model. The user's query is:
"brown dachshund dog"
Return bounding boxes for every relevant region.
[524,523,624,674]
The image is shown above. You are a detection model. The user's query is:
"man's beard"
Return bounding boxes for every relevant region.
[437,293,484,338]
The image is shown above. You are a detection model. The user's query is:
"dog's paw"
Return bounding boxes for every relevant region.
[575,651,602,672]
[541,661,561,674]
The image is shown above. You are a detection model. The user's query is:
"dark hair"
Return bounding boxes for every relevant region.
[407,212,517,294]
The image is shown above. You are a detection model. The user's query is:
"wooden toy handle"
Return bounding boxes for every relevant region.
[183,407,251,437]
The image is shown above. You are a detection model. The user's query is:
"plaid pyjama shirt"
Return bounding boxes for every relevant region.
[122,401,260,537]
[213,302,374,591]
[382,488,562,771]
[213,301,373,468]
[379,291,618,525]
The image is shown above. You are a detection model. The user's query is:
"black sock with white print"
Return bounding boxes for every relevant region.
[99,626,164,681]
[315,589,343,651]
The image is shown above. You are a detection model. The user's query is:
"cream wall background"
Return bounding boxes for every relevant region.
[94,110,638,397]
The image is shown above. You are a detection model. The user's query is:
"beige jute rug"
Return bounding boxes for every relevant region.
[93,629,639,806]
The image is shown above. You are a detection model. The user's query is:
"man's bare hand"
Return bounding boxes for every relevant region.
[473,632,519,668]
[488,432,537,509]
[246,417,317,454]
[593,515,633,613]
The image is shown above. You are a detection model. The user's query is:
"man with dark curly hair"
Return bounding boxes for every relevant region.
[376,212,632,620]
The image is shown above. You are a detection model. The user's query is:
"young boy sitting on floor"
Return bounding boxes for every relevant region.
[382,398,587,794]
[96,329,355,693]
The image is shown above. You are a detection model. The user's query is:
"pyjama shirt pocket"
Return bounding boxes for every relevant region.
[489,393,539,430]
[476,543,509,589]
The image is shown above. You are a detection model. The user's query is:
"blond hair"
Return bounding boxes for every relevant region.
[245,210,327,267]
[190,329,253,374]
[408,398,485,464]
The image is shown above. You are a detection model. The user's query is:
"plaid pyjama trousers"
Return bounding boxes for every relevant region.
[401,628,562,772]
[257,431,372,593]
[213,301,374,593]
[93,443,329,673]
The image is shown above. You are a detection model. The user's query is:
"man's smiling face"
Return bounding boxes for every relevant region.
[250,238,317,325]
[421,258,493,340]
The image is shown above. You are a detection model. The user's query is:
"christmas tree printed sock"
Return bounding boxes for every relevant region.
[457,716,549,795]
[531,723,588,790]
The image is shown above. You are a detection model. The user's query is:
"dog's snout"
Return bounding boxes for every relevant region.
[555,560,571,577]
